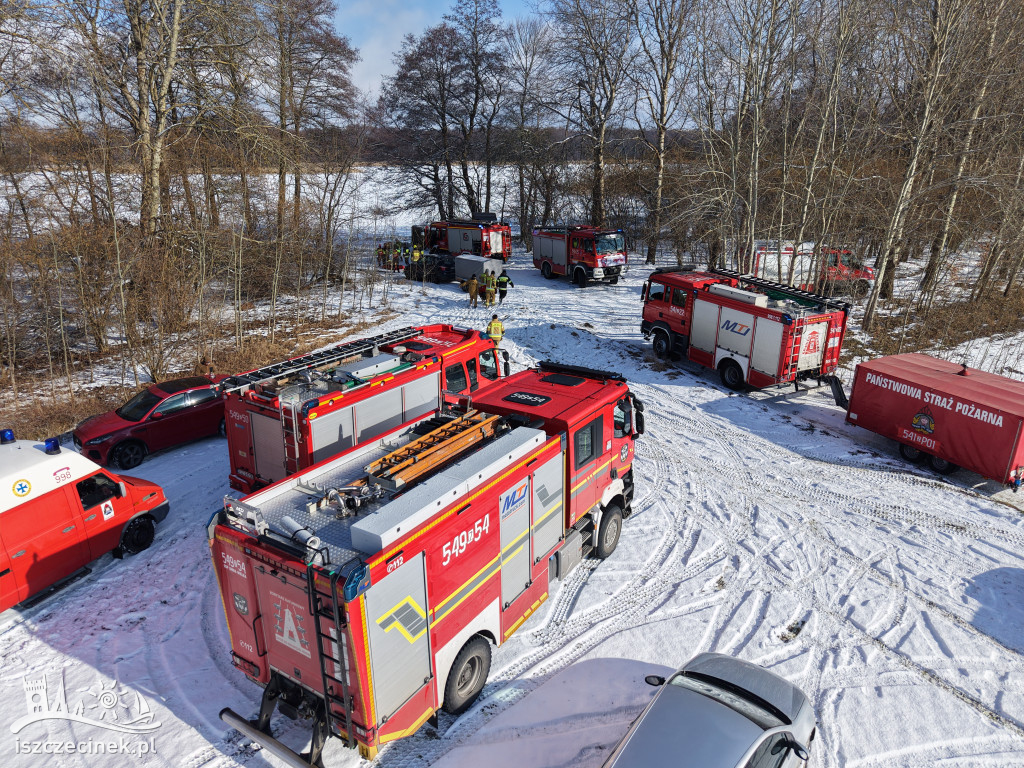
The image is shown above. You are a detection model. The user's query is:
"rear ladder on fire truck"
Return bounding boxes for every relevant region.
[306,565,356,757]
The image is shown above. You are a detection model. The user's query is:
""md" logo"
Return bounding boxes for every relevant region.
[501,480,530,519]
[721,320,751,336]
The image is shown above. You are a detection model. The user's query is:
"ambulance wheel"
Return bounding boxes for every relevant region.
[121,515,155,555]
[928,454,958,475]
[652,331,671,360]
[542,262,553,279]
[719,360,745,391]
[574,269,589,288]
[443,636,491,715]
[595,505,623,559]
[898,443,924,463]
[114,440,146,470]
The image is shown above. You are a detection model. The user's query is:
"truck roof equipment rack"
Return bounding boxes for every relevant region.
[537,360,624,382]
[221,327,421,395]
[709,267,851,316]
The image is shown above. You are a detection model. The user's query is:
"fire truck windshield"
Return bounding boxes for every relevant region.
[596,234,624,254]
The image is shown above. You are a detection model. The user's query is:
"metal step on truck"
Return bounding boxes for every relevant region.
[210,362,645,764]
[222,326,509,494]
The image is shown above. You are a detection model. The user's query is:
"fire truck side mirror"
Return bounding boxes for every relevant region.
[641,282,649,301]
[634,411,645,436]
[502,350,510,377]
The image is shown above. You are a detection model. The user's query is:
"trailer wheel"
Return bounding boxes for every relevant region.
[114,440,146,470]
[541,262,553,279]
[443,636,491,715]
[719,360,745,391]
[595,505,623,559]
[898,443,924,463]
[120,515,156,555]
[652,331,671,360]
[928,455,959,475]
[574,269,589,288]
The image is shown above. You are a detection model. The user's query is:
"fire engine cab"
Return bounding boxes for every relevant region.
[641,267,849,390]
[413,213,512,262]
[222,326,509,494]
[210,362,644,763]
[532,226,628,286]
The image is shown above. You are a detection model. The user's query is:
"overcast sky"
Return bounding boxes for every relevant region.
[337,0,533,99]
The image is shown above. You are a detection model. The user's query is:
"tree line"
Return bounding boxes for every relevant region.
[2,0,1024,397]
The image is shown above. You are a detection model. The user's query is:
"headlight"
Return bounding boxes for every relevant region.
[85,433,117,446]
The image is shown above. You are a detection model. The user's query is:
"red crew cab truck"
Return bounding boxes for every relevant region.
[641,267,850,390]
[413,214,512,262]
[532,226,628,286]
[223,326,509,494]
[1,431,169,612]
[210,362,644,763]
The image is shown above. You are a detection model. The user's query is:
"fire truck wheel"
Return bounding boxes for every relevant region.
[219,418,227,437]
[928,454,959,475]
[574,269,589,288]
[443,636,491,715]
[652,331,671,360]
[609,276,620,285]
[596,505,623,559]
[719,360,745,391]
[898,443,924,463]
[542,262,553,279]
[120,515,156,555]
[114,440,146,470]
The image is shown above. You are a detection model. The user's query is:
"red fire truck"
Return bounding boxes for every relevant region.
[752,241,875,296]
[532,226,628,286]
[841,354,1024,486]
[641,267,850,390]
[413,213,512,262]
[223,326,509,494]
[210,362,644,763]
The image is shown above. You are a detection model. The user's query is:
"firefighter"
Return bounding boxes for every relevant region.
[463,274,479,308]
[486,314,505,346]
[484,270,497,307]
[496,269,514,304]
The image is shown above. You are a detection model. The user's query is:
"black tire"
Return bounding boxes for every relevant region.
[898,443,924,463]
[541,262,553,279]
[120,515,156,555]
[574,269,589,288]
[928,454,958,475]
[443,636,491,715]
[719,360,745,390]
[219,418,227,437]
[853,279,871,299]
[609,276,620,285]
[595,505,623,559]
[652,331,671,360]
[114,440,146,470]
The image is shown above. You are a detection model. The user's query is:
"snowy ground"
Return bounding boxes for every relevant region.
[4,257,1024,767]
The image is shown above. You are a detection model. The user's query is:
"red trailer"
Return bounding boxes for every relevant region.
[846,353,1024,486]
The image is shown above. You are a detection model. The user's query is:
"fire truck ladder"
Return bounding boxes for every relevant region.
[306,566,356,752]
[221,327,421,395]
[709,267,851,316]
[365,410,504,491]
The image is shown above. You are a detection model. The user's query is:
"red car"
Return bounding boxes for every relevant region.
[74,375,228,469]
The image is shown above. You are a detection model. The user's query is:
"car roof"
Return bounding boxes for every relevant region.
[154,376,216,395]
[684,653,808,725]
[1,440,101,514]
[606,683,762,768]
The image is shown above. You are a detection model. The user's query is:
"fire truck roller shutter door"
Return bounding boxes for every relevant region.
[500,475,531,606]
[751,318,784,375]
[251,412,288,483]
[310,406,355,466]
[364,553,431,725]
[355,387,405,444]
[690,297,719,354]
[531,453,564,563]
[404,371,442,421]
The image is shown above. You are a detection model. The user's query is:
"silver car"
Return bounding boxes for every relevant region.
[602,653,816,768]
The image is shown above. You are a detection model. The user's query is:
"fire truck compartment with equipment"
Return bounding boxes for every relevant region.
[532,226,628,286]
[843,353,1024,487]
[641,267,849,390]
[210,362,644,763]
[222,326,509,494]
[1,431,169,612]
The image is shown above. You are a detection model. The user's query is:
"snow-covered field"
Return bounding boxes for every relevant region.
[4,258,1024,767]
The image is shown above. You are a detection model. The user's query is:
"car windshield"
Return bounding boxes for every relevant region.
[596,234,625,254]
[116,389,162,422]
[668,672,786,731]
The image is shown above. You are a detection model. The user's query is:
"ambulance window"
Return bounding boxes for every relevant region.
[156,393,188,416]
[671,288,687,308]
[466,358,479,391]
[189,388,217,406]
[614,398,631,438]
[445,362,468,393]
[479,351,499,381]
[76,473,119,509]
[648,283,666,303]
[574,416,603,469]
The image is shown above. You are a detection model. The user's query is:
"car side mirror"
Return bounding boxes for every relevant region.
[117,482,126,498]
[644,675,665,687]
[150,411,163,420]
[786,741,810,761]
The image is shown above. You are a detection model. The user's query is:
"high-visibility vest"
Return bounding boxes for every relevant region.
[497,274,512,289]
[487,319,504,341]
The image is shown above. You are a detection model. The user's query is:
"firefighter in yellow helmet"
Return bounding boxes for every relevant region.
[486,314,505,346]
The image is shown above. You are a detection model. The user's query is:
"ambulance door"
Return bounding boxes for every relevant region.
[499,476,531,606]
[5,492,90,600]
[72,471,135,556]
[364,554,431,724]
